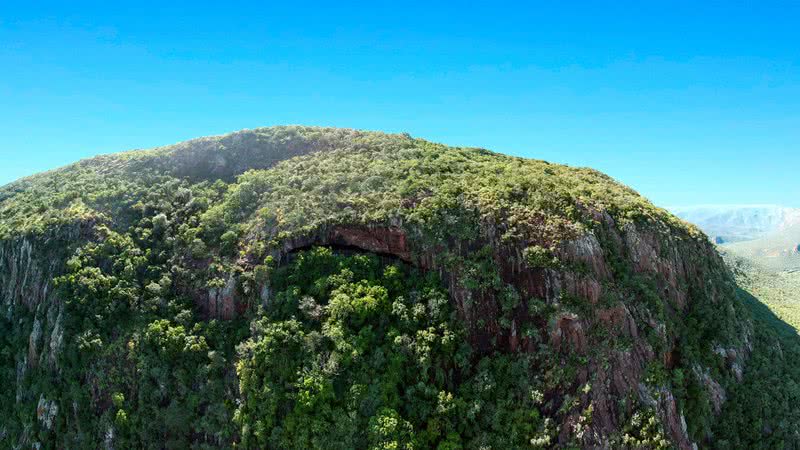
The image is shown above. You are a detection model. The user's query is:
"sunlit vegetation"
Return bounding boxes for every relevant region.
[723,250,800,330]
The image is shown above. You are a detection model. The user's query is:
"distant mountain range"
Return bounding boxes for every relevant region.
[671,204,800,243]
[672,205,800,271]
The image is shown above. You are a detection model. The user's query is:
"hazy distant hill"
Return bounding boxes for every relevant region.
[672,204,800,271]
[723,223,800,271]
[671,204,800,244]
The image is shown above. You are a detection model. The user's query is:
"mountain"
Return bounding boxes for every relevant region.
[670,205,800,244]
[1,126,798,449]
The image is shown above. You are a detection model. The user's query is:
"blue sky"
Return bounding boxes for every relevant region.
[1,1,798,207]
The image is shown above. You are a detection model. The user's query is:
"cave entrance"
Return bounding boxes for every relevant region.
[278,225,414,265]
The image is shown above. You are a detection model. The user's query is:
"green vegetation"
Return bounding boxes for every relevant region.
[235,247,554,449]
[0,126,797,449]
[8,177,245,448]
[701,250,800,448]
[723,250,800,330]
[0,127,698,245]
[712,295,800,449]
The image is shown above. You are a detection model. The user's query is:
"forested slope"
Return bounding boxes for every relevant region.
[0,126,796,449]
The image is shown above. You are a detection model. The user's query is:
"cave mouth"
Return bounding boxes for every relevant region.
[280,225,414,264]
[283,242,412,267]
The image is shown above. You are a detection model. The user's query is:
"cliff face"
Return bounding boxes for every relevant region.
[0,127,758,449]
[0,222,93,445]
[1,222,97,369]
[261,215,750,449]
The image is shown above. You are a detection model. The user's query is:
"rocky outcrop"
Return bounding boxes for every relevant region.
[276,224,413,263]
[550,313,587,354]
[329,226,412,262]
[1,236,58,314]
[654,389,695,450]
[36,394,58,430]
[1,222,90,371]
[198,225,416,320]
[698,368,727,415]
[207,277,238,320]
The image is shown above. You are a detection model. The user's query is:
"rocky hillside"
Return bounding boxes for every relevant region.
[0,126,795,449]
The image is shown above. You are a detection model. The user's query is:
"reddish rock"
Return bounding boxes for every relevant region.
[656,390,695,450]
[558,233,612,280]
[596,304,639,339]
[329,226,412,261]
[551,313,587,354]
[563,272,603,304]
[207,277,237,320]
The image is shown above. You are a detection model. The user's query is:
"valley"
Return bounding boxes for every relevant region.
[722,250,800,331]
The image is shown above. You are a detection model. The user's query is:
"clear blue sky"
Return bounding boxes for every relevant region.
[1,1,798,207]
